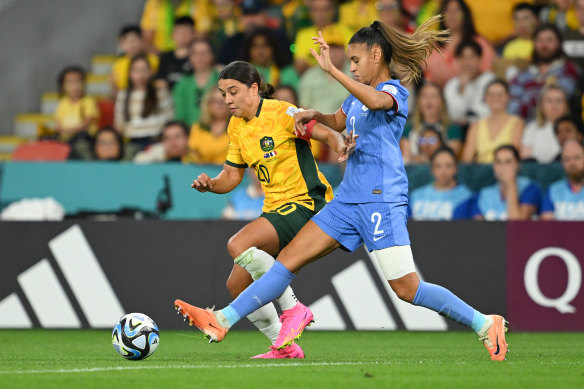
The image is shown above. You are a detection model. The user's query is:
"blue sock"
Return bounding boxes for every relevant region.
[219,261,295,327]
[412,281,486,333]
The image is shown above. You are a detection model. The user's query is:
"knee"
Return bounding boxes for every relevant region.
[389,275,420,303]
[227,235,244,259]
[393,285,417,303]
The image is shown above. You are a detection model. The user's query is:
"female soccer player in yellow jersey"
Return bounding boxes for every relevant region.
[187,61,356,359]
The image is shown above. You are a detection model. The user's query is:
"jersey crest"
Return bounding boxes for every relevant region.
[260,136,275,152]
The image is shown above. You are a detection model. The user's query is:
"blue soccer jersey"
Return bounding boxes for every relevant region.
[409,184,473,220]
[335,80,409,204]
[471,176,541,220]
[541,180,584,220]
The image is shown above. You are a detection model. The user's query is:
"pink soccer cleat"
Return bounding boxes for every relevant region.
[274,302,314,349]
[250,343,305,359]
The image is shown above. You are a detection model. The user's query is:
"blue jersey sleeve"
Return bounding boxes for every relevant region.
[519,184,541,209]
[380,82,407,116]
[469,195,482,218]
[341,94,354,116]
[453,198,473,219]
[541,187,555,212]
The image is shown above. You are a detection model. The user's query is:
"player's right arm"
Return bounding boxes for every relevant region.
[294,108,346,134]
[191,164,245,194]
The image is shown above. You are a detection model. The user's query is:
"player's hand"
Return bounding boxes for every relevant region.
[294,109,316,137]
[191,173,214,192]
[338,130,359,162]
[310,31,335,74]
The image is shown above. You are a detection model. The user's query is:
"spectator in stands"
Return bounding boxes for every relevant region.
[188,88,230,164]
[563,0,584,69]
[275,85,299,105]
[155,16,195,91]
[173,38,220,127]
[540,0,579,32]
[92,127,124,161]
[111,26,160,93]
[444,40,495,126]
[502,3,539,61]
[298,33,350,113]
[375,0,416,34]
[416,125,445,163]
[339,0,378,34]
[114,54,173,154]
[293,0,353,75]
[509,24,582,121]
[217,0,292,66]
[54,66,98,160]
[410,147,473,220]
[471,145,541,220]
[222,169,265,220]
[424,0,495,88]
[554,115,584,147]
[541,140,584,219]
[521,85,569,163]
[242,28,300,90]
[465,0,528,47]
[209,0,241,53]
[134,121,191,163]
[140,0,214,53]
[462,79,524,163]
[401,83,463,163]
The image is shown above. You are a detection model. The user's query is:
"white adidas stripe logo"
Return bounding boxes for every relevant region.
[0,225,125,328]
[307,250,448,331]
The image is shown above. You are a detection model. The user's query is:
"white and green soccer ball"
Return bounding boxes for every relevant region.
[112,313,160,360]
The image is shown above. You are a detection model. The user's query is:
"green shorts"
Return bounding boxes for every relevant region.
[261,202,318,250]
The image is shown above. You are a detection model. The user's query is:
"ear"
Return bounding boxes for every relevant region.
[371,46,383,63]
[250,82,259,97]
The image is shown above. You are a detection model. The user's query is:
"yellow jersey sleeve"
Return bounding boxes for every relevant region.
[225,119,248,168]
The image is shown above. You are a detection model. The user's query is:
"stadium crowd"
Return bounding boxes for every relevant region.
[28,0,584,220]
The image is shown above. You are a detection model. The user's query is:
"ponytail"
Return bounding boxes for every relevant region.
[350,16,449,85]
[259,82,275,99]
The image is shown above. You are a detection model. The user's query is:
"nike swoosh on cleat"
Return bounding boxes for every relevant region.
[494,335,500,355]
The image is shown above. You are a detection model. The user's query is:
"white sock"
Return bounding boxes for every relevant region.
[477,315,494,337]
[234,247,298,311]
[246,304,281,344]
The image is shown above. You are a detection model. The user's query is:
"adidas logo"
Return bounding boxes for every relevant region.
[307,250,448,331]
[0,225,125,328]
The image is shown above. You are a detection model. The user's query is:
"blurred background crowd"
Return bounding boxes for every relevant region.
[2,0,584,221]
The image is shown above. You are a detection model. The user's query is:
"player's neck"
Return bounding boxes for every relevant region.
[371,70,392,87]
[245,98,261,121]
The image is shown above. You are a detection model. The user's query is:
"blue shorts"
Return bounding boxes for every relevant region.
[312,198,410,253]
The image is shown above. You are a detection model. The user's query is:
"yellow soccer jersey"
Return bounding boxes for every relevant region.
[225,98,333,212]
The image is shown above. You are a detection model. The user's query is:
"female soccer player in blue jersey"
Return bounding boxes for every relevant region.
[175,17,509,361]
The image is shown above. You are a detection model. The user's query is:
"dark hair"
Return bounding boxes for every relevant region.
[57,65,86,96]
[242,28,290,69]
[430,146,457,164]
[485,78,510,96]
[494,144,520,162]
[532,24,564,64]
[275,85,299,105]
[554,115,584,135]
[455,40,482,58]
[174,16,195,28]
[513,2,537,17]
[439,0,477,43]
[219,61,275,98]
[163,120,189,137]
[119,25,142,38]
[93,127,124,161]
[124,54,159,121]
[349,17,448,84]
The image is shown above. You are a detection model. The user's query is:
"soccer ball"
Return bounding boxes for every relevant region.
[112,313,160,360]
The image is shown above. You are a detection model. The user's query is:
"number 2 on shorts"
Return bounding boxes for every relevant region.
[371,212,384,235]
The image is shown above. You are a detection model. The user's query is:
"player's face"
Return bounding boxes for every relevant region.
[541,89,567,123]
[431,151,457,186]
[347,43,378,85]
[218,78,258,118]
[493,149,519,182]
[129,58,152,88]
[556,121,583,146]
[561,141,584,181]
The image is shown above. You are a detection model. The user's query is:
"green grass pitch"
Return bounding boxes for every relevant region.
[0,330,582,389]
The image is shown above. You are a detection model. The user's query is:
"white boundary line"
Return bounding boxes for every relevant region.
[0,361,390,375]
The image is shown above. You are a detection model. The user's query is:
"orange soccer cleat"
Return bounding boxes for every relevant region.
[174,299,228,343]
[479,314,509,361]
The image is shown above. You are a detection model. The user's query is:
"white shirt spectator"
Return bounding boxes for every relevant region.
[114,88,173,139]
[521,120,561,163]
[444,72,495,123]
